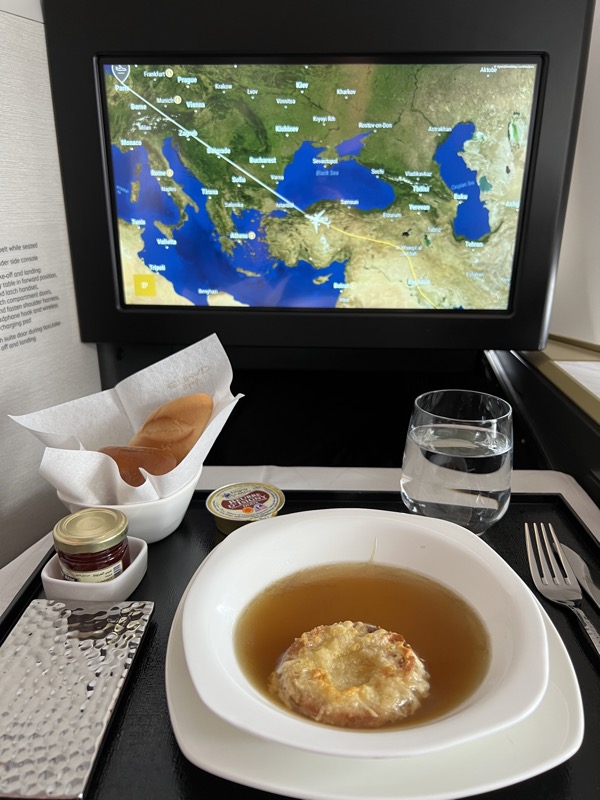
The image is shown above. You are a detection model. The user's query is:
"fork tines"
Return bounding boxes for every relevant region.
[525,522,576,587]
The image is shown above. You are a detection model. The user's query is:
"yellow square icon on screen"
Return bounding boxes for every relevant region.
[133,273,157,296]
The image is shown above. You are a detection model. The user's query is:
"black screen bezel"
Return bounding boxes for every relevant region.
[41,0,596,358]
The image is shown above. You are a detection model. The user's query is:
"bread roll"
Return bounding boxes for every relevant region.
[128,392,214,464]
[99,445,177,486]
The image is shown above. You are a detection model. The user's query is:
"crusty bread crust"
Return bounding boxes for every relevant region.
[269,621,430,728]
[128,392,214,464]
[98,445,177,486]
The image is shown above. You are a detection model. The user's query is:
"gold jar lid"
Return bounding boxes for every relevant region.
[53,508,128,554]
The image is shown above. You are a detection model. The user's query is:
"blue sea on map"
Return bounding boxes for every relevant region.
[434,122,490,241]
[276,140,395,210]
[113,136,394,307]
[336,132,370,158]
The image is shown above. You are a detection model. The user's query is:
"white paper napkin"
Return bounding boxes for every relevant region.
[10,334,243,504]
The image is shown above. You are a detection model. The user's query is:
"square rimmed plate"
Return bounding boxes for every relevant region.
[181,508,550,758]
[166,564,583,800]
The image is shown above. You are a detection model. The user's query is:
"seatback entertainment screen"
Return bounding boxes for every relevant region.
[99,59,540,313]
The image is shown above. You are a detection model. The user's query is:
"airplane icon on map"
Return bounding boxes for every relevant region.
[309,209,331,233]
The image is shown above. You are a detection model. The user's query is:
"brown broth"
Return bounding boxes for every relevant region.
[234,562,490,728]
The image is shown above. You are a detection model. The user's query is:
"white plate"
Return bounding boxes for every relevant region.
[166,565,583,800]
[181,508,549,758]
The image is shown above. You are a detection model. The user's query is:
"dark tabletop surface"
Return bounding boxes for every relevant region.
[2,488,600,800]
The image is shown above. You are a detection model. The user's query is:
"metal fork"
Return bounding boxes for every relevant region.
[525,522,600,657]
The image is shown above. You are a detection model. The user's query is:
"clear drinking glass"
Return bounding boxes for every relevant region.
[400,389,513,535]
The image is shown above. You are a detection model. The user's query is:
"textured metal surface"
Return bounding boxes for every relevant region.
[0,599,154,799]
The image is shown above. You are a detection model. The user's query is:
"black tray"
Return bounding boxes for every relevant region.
[2,490,599,800]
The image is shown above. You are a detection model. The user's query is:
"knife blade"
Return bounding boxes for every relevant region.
[561,543,600,612]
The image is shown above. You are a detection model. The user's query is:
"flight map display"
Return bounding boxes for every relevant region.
[100,59,539,311]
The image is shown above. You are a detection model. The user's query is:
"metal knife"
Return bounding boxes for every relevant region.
[561,544,600,612]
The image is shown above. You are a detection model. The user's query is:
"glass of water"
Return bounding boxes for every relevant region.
[400,389,513,535]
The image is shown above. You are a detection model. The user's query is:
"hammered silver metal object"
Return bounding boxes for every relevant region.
[0,599,154,799]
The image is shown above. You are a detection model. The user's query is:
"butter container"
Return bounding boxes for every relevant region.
[206,482,285,536]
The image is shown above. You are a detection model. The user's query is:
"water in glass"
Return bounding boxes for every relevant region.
[400,422,512,534]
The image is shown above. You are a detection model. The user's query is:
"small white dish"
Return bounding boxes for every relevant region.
[167,568,583,800]
[41,536,148,601]
[57,473,199,543]
[182,508,549,759]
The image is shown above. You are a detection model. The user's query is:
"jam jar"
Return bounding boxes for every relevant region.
[53,508,131,582]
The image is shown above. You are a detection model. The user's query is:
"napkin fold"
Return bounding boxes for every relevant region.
[10,334,242,505]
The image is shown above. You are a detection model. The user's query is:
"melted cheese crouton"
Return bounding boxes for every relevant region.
[268,621,430,728]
